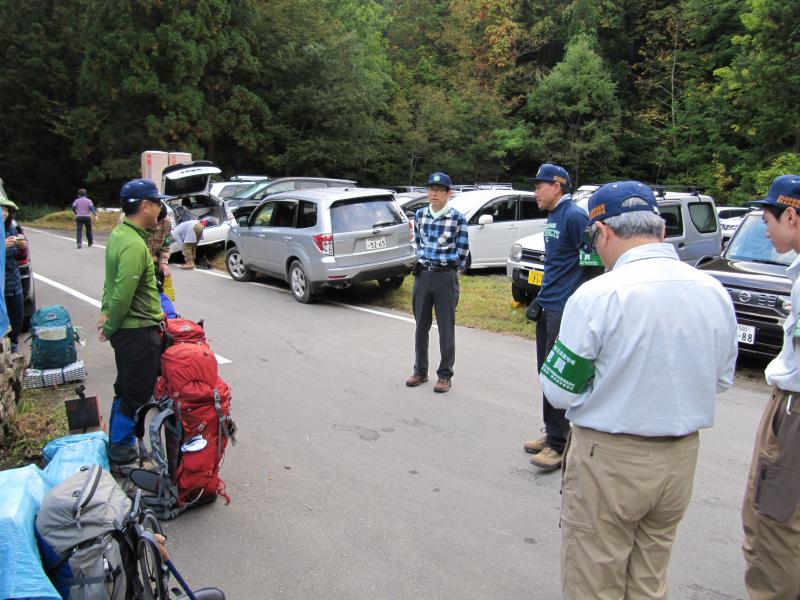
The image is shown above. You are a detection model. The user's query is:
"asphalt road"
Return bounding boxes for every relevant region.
[24,226,771,600]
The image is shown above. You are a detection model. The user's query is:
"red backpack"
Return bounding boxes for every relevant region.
[131,320,236,520]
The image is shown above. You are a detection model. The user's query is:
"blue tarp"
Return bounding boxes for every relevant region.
[0,433,110,599]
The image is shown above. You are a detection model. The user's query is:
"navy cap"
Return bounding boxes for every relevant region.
[531,163,572,190]
[120,178,170,203]
[750,174,800,211]
[588,181,659,224]
[427,172,452,190]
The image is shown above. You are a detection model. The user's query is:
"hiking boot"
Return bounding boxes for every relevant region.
[529,446,562,471]
[406,373,428,387]
[433,378,451,393]
[524,436,547,454]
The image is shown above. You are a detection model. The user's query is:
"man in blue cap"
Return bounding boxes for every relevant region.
[524,163,587,471]
[540,181,737,598]
[742,174,800,598]
[97,178,169,473]
[405,172,469,393]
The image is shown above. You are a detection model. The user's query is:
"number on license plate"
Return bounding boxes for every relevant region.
[527,270,543,286]
[737,324,755,345]
[365,236,386,250]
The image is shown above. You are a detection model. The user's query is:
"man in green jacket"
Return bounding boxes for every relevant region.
[98,178,168,472]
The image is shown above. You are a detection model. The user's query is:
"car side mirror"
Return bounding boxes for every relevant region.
[405,211,415,218]
[478,214,493,226]
[237,216,249,228]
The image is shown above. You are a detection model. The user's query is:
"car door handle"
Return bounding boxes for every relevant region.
[678,242,686,248]
[258,234,266,238]
[284,236,292,241]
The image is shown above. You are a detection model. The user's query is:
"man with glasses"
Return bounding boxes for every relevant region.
[540,181,737,598]
[742,175,800,599]
[98,178,169,474]
[524,163,587,471]
[406,172,469,393]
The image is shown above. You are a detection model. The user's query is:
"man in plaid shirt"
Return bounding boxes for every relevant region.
[406,172,469,393]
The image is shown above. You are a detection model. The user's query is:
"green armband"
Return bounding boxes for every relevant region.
[541,339,594,394]
[579,249,603,267]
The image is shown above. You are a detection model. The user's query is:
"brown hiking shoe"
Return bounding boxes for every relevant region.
[523,436,547,454]
[406,373,428,387]
[433,378,451,393]
[529,446,562,471]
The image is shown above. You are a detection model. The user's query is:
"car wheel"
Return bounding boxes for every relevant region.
[378,276,404,290]
[225,247,253,282]
[511,283,532,304]
[289,260,315,304]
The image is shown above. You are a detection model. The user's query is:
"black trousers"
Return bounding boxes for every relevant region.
[535,308,570,453]
[109,326,161,418]
[412,269,459,380]
[4,291,23,345]
[76,216,93,247]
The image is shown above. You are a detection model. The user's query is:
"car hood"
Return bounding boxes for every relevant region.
[514,231,545,252]
[162,161,221,196]
[698,257,791,294]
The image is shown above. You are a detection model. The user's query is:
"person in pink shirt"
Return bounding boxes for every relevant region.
[71,188,97,248]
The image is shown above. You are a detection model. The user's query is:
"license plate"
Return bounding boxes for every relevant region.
[737,324,756,345]
[527,270,543,286]
[365,236,386,250]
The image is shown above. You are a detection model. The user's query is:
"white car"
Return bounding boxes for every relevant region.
[162,161,237,253]
[716,206,751,243]
[210,175,270,201]
[448,190,547,269]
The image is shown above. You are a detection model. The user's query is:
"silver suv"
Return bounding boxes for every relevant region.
[225,188,415,303]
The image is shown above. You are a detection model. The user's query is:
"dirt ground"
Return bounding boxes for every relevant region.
[0,386,70,470]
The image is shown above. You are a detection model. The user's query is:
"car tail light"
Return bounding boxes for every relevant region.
[313,233,334,255]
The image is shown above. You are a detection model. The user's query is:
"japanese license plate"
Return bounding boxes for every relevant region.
[527,270,543,286]
[365,236,386,250]
[737,324,755,345]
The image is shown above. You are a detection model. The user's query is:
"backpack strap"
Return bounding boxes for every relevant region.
[213,389,223,460]
[149,406,175,472]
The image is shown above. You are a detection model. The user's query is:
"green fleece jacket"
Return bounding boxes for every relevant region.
[101,219,162,337]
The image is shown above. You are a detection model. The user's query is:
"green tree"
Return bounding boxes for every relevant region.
[523,34,622,185]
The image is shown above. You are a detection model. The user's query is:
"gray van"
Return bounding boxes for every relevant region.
[225,187,415,303]
[507,190,721,303]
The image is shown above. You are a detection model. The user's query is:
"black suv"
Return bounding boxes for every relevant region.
[226,177,357,219]
[698,210,793,358]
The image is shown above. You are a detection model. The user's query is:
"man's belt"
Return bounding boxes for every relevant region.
[419,263,457,272]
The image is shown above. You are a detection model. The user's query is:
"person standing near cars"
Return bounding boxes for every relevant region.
[741,175,800,599]
[171,218,206,270]
[524,163,587,471]
[2,198,26,352]
[541,181,737,598]
[71,188,97,249]
[98,179,167,473]
[405,172,469,393]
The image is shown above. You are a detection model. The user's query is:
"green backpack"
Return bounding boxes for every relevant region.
[30,305,78,369]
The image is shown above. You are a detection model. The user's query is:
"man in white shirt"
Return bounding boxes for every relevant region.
[540,181,738,599]
[742,174,800,599]
[171,219,206,270]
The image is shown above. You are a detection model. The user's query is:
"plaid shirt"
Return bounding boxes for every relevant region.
[414,206,470,269]
[120,213,172,264]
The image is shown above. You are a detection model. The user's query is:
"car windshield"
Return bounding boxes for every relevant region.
[236,181,270,199]
[725,213,796,266]
[331,198,403,233]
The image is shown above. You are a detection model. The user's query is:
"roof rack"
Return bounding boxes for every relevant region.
[648,184,706,197]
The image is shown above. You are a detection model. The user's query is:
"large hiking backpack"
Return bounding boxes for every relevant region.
[36,465,134,600]
[131,324,236,520]
[30,305,79,369]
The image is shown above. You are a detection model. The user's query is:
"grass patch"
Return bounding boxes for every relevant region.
[0,388,69,470]
[16,204,63,222]
[29,210,121,233]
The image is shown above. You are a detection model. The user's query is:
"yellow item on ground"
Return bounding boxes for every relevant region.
[163,275,176,301]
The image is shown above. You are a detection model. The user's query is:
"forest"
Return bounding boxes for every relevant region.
[0,0,798,205]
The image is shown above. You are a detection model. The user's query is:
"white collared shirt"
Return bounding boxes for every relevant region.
[765,254,800,392]
[540,243,738,436]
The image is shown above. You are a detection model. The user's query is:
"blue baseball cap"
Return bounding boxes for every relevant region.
[588,181,659,224]
[531,163,572,190]
[750,174,800,211]
[427,172,452,190]
[120,178,170,203]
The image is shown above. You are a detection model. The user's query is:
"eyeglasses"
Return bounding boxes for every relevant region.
[581,224,601,253]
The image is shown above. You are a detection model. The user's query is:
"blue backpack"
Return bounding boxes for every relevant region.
[30,305,78,369]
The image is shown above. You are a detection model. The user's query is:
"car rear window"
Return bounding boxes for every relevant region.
[660,204,683,238]
[689,202,717,233]
[331,198,403,233]
[297,201,317,228]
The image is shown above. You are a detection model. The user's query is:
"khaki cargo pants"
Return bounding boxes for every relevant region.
[742,387,800,599]
[560,426,699,599]
[182,222,205,265]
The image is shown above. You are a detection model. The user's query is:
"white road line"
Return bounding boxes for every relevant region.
[26,227,106,249]
[27,227,417,328]
[32,272,232,365]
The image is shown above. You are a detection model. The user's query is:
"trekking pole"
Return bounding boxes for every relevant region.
[156,534,198,600]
